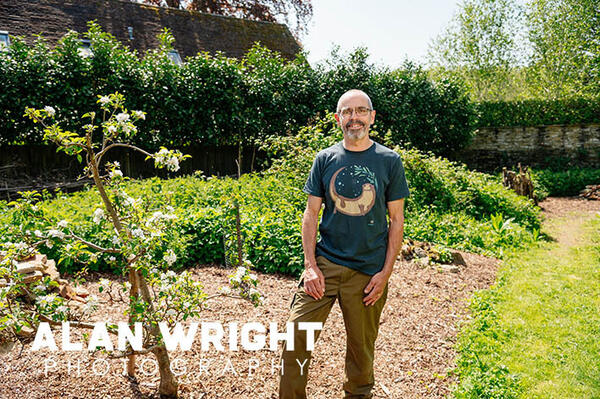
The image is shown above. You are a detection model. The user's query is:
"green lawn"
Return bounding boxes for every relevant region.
[454,211,600,399]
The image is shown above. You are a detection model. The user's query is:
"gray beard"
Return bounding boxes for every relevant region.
[345,128,368,140]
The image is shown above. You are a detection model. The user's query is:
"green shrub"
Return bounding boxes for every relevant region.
[530,168,600,198]
[401,148,540,229]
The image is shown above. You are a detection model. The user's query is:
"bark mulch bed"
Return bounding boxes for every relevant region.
[0,253,498,399]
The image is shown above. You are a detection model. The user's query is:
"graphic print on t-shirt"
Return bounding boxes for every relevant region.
[329,165,378,216]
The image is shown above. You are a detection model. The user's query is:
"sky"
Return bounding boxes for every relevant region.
[301,0,461,68]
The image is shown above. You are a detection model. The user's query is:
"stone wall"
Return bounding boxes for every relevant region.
[453,123,600,171]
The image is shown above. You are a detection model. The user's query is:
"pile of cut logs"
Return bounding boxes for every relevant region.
[0,253,89,303]
[579,185,600,200]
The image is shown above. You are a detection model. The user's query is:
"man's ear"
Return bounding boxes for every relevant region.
[334,113,341,125]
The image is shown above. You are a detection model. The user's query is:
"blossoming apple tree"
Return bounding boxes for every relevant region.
[0,92,261,398]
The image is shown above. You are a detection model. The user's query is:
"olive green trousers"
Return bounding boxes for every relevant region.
[278,256,388,399]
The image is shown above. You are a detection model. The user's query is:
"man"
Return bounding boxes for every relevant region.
[279,89,410,398]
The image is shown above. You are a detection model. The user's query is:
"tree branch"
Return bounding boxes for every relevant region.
[96,143,153,167]
[66,231,120,253]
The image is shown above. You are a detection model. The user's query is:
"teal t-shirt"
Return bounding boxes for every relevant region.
[303,141,410,275]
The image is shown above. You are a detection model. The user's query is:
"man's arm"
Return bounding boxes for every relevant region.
[301,194,325,300]
[363,198,405,306]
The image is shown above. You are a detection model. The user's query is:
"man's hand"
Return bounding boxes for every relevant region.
[363,270,390,306]
[303,262,325,300]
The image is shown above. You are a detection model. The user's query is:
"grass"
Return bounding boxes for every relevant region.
[453,211,600,399]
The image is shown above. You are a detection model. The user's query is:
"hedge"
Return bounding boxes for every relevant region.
[0,22,475,156]
[476,97,600,128]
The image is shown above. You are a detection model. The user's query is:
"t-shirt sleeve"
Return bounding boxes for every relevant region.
[303,154,325,197]
[386,155,410,201]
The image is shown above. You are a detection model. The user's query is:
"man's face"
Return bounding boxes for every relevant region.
[335,93,376,141]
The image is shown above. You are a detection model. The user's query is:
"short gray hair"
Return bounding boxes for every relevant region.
[336,89,373,112]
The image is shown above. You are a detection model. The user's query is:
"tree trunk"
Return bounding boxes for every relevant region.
[136,271,179,398]
[154,345,179,398]
[127,268,139,376]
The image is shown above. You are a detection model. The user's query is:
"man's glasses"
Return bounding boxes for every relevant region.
[339,106,372,118]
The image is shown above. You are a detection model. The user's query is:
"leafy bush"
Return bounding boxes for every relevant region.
[530,168,600,199]
[476,97,600,128]
[401,149,540,229]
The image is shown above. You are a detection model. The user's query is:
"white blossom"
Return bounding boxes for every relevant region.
[219,286,232,294]
[15,242,27,251]
[107,125,117,134]
[34,230,43,238]
[44,106,56,117]
[36,294,58,306]
[165,270,177,279]
[33,284,46,292]
[110,169,123,178]
[166,309,177,317]
[93,208,105,224]
[132,228,145,239]
[48,229,65,239]
[133,110,145,120]
[116,113,130,123]
[99,278,110,287]
[56,305,68,313]
[109,256,116,262]
[45,240,53,249]
[164,250,177,267]
[122,124,136,135]
[99,96,110,105]
[57,220,69,228]
[83,295,99,313]
[165,157,180,172]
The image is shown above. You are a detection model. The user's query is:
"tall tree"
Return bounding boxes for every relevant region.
[427,0,527,101]
[138,0,312,38]
[526,0,600,98]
